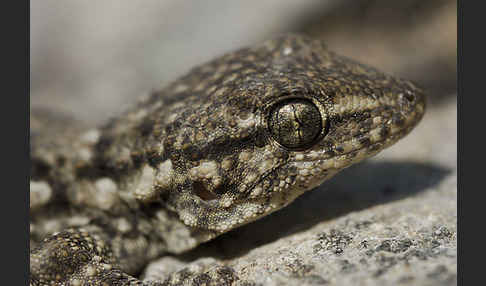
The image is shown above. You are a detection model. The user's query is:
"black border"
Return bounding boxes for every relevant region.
[458,0,483,285]
[3,0,29,284]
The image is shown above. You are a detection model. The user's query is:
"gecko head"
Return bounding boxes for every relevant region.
[255,34,426,196]
[135,35,425,240]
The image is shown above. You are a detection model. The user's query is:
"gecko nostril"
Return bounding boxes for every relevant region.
[403,91,415,103]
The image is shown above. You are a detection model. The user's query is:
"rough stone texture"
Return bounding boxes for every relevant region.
[143,97,456,285]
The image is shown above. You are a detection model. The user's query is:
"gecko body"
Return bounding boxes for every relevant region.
[30,35,425,285]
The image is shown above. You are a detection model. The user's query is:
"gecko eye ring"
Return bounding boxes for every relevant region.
[267,98,327,149]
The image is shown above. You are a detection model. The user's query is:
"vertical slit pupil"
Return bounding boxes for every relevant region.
[268,98,323,149]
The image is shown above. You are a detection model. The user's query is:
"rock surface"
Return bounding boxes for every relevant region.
[143,97,457,285]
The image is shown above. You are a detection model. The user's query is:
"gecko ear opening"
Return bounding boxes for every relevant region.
[192,181,218,201]
[267,98,326,150]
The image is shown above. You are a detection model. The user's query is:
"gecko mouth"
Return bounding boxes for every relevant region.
[233,109,424,204]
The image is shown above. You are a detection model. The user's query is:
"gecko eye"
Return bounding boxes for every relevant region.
[268,98,324,149]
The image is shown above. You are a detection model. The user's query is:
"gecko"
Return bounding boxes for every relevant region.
[30,34,425,285]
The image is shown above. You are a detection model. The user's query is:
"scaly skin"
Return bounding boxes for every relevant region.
[30,34,425,285]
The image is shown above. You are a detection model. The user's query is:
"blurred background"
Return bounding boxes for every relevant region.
[30,0,456,125]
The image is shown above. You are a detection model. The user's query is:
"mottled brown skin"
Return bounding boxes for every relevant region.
[30,34,425,285]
